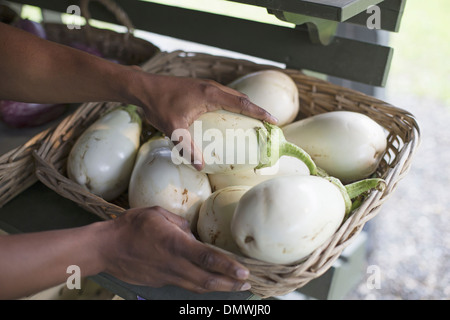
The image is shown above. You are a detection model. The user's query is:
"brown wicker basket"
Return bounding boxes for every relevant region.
[0,128,53,208]
[0,0,159,209]
[32,51,421,298]
[43,0,159,66]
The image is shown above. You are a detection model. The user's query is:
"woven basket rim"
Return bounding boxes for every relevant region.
[42,22,160,65]
[0,126,55,208]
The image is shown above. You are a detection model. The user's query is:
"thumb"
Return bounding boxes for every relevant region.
[160,207,192,234]
[189,132,205,171]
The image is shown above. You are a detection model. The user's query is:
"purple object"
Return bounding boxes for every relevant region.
[0,100,67,128]
[70,42,104,58]
[13,18,46,39]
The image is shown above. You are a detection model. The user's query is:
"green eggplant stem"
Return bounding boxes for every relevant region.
[280,141,318,175]
[345,178,386,200]
[326,177,386,218]
[350,195,365,212]
[324,176,353,216]
[256,122,319,175]
[121,104,142,128]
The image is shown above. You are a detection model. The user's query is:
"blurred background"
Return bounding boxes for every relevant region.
[345,0,450,299]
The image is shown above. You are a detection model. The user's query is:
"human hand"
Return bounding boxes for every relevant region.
[126,72,278,170]
[102,206,251,294]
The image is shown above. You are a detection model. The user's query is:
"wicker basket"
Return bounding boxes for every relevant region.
[0,128,54,208]
[0,0,159,208]
[43,0,159,65]
[32,51,421,298]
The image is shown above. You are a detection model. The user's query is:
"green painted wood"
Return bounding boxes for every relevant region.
[234,0,405,32]
[227,0,384,21]
[272,10,339,45]
[0,182,102,234]
[11,0,392,86]
[346,0,406,32]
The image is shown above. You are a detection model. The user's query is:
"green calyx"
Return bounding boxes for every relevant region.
[345,178,386,200]
[256,122,319,175]
[326,177,386,218]
[121,104,142,128]
[324,176,353,216]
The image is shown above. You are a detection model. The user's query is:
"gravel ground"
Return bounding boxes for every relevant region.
[345,94,450,300]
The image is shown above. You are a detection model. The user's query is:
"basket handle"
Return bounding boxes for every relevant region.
[79,0,135,37]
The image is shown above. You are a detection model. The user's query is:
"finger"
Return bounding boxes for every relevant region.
[189,133,205,171]
[178,272,251,294]
[210,82,248,97]
[185,241,250,281]
[205,80,278,124]
[209,89,278,124]
[156,206,192,234]
[166,259,251,293]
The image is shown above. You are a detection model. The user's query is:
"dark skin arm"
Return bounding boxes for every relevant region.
[0,22,277,299]
[0,22,277,168]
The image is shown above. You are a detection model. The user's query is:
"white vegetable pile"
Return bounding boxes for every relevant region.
[67,70,388,265]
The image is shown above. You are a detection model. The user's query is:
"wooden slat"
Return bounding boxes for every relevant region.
[227,0,384,21]
[239,0,405,32]
[346,0,406,32]
[10,0,393,86]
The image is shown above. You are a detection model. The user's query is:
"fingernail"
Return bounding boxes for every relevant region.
[193,162,204,171]
[192,156,204,171]
[240,282,251,291]
[270,115,279,124]
[236,268,249,280]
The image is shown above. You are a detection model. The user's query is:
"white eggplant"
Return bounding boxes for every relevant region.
[128,135,211,229]
[208,156,310,191]
[231,175,385,264]
[67,105,141,201]
[227,70,299,126]
[282,111,387,183]
[181,110,317,175]
[197,186,250,255]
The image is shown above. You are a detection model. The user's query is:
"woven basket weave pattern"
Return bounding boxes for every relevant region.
[31,51,420,298]
[44,0,159,65]
[0,128,53,207]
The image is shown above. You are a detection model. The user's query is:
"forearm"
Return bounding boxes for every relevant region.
[0,221,111,299]
[0,22,139,105]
